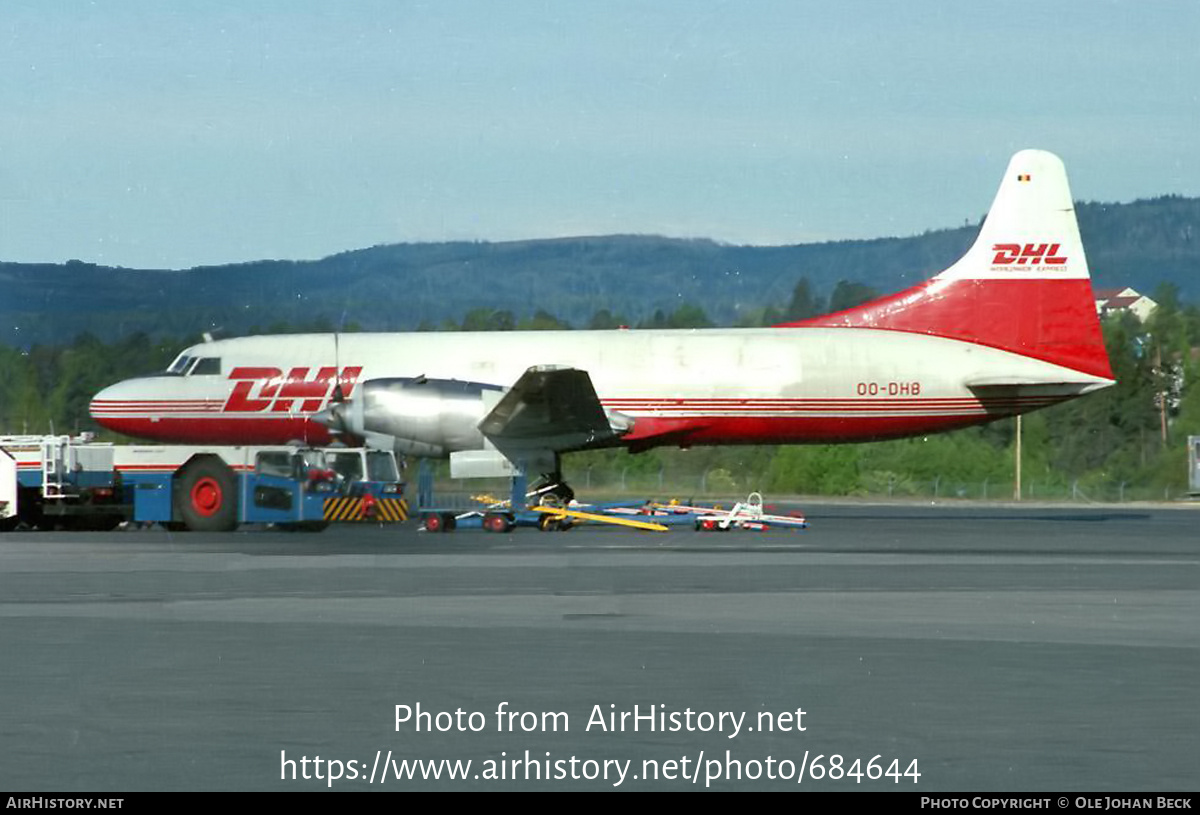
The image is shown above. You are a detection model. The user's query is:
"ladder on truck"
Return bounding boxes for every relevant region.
[40,436,66,499]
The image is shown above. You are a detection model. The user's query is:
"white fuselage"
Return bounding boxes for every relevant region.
[90,327,1105,449]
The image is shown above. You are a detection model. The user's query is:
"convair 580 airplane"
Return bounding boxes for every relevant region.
[91,150,1114,499]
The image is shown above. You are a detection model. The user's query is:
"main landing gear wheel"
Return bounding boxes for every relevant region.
[534,512,575,532]
[531,475,575,507]
[174,458,238,532]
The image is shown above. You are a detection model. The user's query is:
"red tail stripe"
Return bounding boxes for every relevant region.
[779,278,1112,380]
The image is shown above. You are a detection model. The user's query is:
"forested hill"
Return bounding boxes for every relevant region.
[1,195,1196,346]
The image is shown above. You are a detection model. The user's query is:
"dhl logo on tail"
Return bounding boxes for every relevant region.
[991,243,1067,267]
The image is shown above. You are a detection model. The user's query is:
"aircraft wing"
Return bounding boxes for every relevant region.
[479,365,632,453]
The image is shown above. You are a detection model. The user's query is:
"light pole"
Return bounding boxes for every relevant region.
[1014,414,1022,501]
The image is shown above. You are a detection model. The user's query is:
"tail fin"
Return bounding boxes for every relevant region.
[790,150,1113,380]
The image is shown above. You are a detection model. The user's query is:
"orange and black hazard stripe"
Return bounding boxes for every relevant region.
[323,496,409,523]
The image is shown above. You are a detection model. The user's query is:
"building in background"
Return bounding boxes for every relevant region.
[1094,287,1158,322]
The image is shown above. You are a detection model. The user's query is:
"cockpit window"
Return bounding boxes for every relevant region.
[166,354,194,374]
[190,357,221,376]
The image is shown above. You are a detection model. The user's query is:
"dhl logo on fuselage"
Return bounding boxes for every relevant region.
[991,243,1067,267]
[223,366,363,413]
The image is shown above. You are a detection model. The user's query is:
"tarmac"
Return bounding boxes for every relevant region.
[0,501,1196,791]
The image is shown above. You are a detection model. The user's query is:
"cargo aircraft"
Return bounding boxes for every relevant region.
[91,150,1114,505]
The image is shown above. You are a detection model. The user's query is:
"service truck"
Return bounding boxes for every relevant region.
[0,435,407,532]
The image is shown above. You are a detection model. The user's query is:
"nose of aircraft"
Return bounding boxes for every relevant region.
[88,376,175,439]
[89,379,137,433]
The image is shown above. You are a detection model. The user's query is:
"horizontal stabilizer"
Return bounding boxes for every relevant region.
[966,376,1112,396]
[965,376,1113,413]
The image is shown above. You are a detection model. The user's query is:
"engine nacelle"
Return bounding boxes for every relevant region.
[316,378,502,457]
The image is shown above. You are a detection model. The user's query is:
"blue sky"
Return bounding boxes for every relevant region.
[1,1,1196,269]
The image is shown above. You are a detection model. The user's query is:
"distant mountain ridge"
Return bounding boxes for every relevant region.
[1,195,1196,347]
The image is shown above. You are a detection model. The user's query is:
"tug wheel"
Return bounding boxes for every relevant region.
[174,458,238,532]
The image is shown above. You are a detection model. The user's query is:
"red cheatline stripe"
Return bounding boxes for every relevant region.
[90,401,223,412]
[600,398,1059,407]
[601,401,1059,409]
[91,410,224,415]
[89,406,222,410]
[90,400,223,406]
[602,400,1051,405]
[598,399,1060,415]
